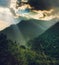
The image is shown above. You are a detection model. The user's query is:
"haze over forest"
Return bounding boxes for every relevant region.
[0,0,59,65]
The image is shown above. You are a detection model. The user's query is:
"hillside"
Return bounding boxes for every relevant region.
[0,19,57,45]
[28,22,59,58]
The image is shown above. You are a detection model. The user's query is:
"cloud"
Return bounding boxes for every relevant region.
[0,20,11,31]
[28,0,59,10]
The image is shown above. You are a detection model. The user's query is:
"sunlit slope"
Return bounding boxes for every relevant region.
[0,18,57,44]
[18,19,57,41]
[30,22,59,58]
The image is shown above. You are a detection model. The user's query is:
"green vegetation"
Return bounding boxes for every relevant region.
[0,22,59,65]
[0,32,59,65]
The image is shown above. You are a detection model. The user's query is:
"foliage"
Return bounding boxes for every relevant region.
[0,33,59,65]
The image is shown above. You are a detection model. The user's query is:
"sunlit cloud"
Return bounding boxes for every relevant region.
[15,6,56,21]
[0,20,11,31]
[15,2,59,21]
[10,0,17,8]
[17,4,31,10]
[0,0,59,31]
[9,0,59,21]
[0,7,16,31]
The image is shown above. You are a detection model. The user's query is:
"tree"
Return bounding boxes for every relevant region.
[0,33,19,65]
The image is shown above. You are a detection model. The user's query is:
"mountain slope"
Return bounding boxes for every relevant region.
[40,22,59,58]
[18,19,57,40]
[28,22,59,58]
[0,19,57,44]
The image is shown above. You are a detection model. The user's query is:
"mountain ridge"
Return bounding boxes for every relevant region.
[0,19,58,45]
[28,22,59,58]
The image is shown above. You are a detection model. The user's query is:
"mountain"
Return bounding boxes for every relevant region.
[28,22,59,58]
[40,22,59,58]
[17,18,57,40]
[0,24,26,45]
[0,19,57,45]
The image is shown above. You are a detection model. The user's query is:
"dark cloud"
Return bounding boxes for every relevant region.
[28,0,59,10]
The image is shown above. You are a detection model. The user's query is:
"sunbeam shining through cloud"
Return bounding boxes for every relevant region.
[0,0,59,31]
[0,0,59,43]
[0,1,59,65]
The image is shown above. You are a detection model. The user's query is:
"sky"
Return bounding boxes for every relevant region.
[0,0,11,7]
[0,0,59,31]
[28,0,59,10]
[0,0,59,44]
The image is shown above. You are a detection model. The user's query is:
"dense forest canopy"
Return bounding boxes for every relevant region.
[0,30,59,65]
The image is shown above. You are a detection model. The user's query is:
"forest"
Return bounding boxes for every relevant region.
[0,32,59,65]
